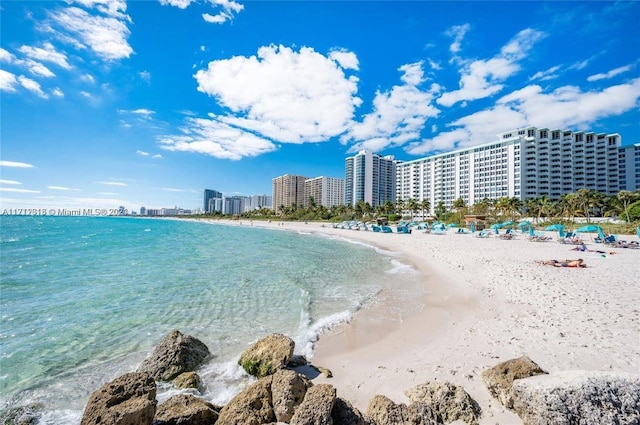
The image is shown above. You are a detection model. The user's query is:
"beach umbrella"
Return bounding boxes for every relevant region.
[544,224,564,231]
[447,223,457,228]
[502,220,514,226]
[518,221,531,227]
[575,225,602,233]
[490,223,502,229]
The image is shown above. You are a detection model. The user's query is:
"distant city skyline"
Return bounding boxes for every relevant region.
[1,1,639,211]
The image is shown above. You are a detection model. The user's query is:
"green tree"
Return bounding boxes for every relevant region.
[420,199,431,220]
[452,198,467,224]
[617,190,638,222]
[434,201,446,220]
[407,198,419,221]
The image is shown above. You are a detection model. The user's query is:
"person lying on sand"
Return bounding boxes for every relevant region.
[569,244,616,255]
[536,259,587,268]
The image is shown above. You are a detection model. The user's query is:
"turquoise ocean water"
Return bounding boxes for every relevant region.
[0,216,425,423]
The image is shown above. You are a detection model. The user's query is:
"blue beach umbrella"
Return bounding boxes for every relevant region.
[447,223,457,228]
[502,220,514,226]
[518,221,531,227]
[544,224,564,231]
[490,223,502,229]
[575,225,602,233]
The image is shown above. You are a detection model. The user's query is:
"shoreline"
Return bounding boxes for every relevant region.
[218,219,640,424]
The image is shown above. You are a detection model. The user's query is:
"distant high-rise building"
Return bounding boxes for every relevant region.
[304,176,345,209]
[345,150,398,208]
[272,174,308,211]
[222,196,245,215]
[203,189,223,213]
[248,194,273,211]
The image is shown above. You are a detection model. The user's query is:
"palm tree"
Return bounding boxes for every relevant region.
[452,198,466,224]
[420,199,431,220]
[383,200,395,216]
[577,189,604,223]
[434,201,446,220]
[395,199,406,218]
[407,198,419,221]
[617,190,638,222]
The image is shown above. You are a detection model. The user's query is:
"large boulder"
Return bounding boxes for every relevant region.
[512,371,640,425]
[405,381,480,425]
[481,356,546,409]
[290,384,336,425]
[365,395,440,425]
[137,330,211,381]
[153,394,220,425]
[271,369,313,423]
[217,376,275,425]
[239,333,295,378]
[80,372,156,425]
[331,397,369,425]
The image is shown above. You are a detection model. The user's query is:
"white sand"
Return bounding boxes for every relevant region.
[224,219,640,424]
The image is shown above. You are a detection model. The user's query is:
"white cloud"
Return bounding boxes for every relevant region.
[329,49,359,70]
[49,5,133,61]
[95,181,128,186]
[529,65,561,82]
[407,78,640,155]
[48,186,82,191]
[0,48,16,62]
[438,28,546,107]
[162,187,184,192]
[162,0,244,23]
[0,70,18,92]
[341,62,440,153]
[0,187,41,193]
[159,0,195,9]
[18,42,72,69]
[24,60,55,78]
[158,117,277,160]
[18,76,49,98]
[0,160,35,168]
[81,73,95,83]
[192,45,361,148]
[446,23,470,54]
[136,150,150,156]
[139,70,151,83]
[52,87,64,97]
[587,64,633,82]
[151,154,163,159]
[0,179,22,185]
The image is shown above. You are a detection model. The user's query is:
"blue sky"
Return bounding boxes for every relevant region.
[1,0,639,211]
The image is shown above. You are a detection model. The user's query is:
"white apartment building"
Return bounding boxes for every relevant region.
[304,176,345,209]
[396,126,624,214]
[620,143,640,191]
[345,150,397,207]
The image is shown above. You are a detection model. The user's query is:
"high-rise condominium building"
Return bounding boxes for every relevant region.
[248,194,273,211]
[272,174,308,211]
[396,126,625,214]
[620,143,640,191]
[345,150,397,207]
[304,176,345,209]
[203,189,223,213]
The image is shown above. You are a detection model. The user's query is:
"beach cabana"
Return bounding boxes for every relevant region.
[544,224,564,231]
[518,221,531,233]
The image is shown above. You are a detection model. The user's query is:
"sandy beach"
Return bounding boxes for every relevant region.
[231,219,640,424]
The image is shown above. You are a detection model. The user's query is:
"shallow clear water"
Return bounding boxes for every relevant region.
[0,216,425,423]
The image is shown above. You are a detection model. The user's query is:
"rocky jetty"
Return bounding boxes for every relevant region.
[74,333,639,425]
[511,370,640,425]
[137,329,210,382]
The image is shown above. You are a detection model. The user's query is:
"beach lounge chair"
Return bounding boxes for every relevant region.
[381,225,393,233]
[476,229,491,238]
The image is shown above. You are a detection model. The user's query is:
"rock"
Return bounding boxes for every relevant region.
[481,356,546,408]
[153,394,219,425]
[216,376,275,425]
[238,333,295,378]
[80,372,157,425]
[405,381,480,425]
[512,371,640,425]
[271,369,313,423]
[288,354,309,368]
[314,366,333,378]
[290,384,336,425]
[331,397,369,425]
[365,395,439,425]
[173,371,201,390]
[0,403,44,425]
[137,330,211,381]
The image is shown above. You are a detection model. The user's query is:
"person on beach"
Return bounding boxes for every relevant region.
[537,259,587,268]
